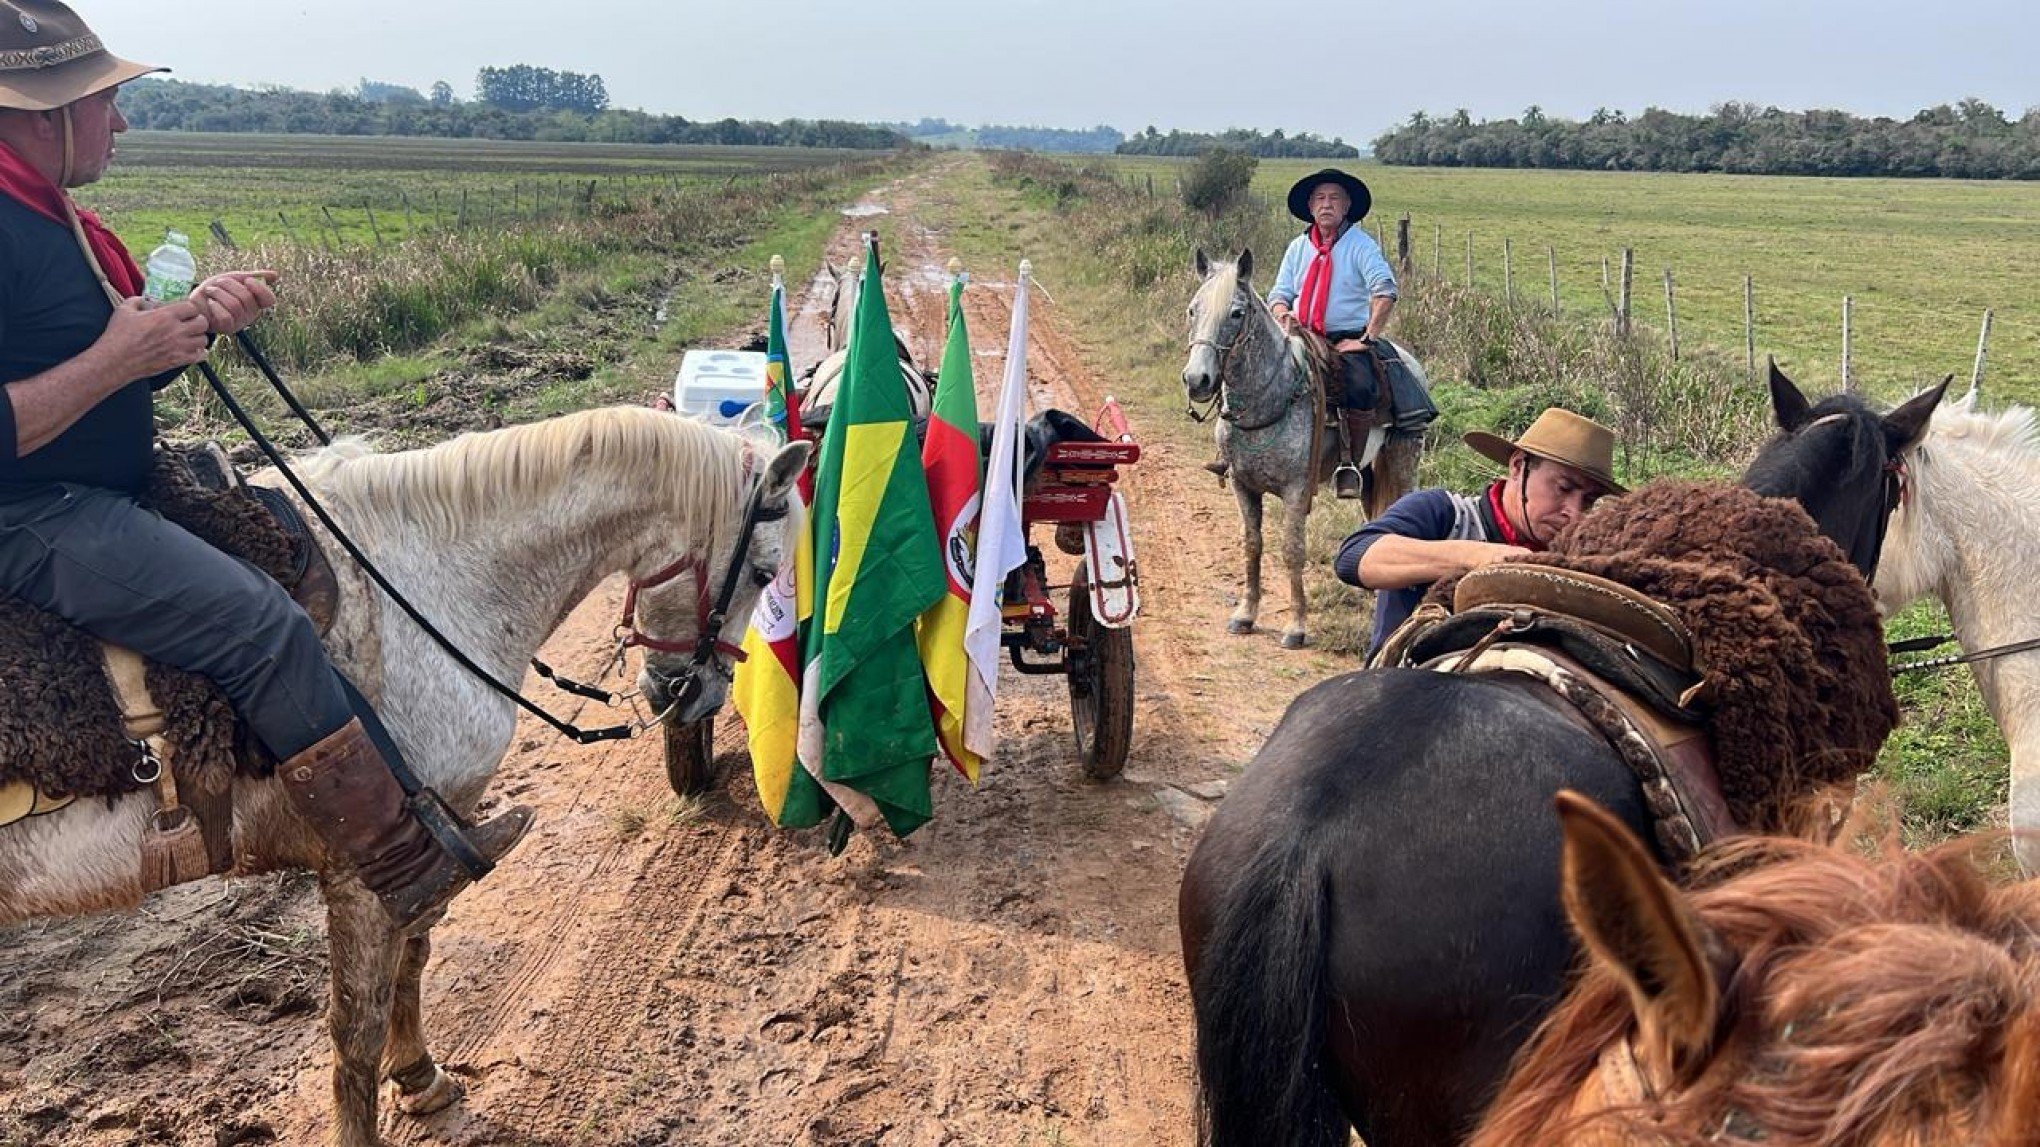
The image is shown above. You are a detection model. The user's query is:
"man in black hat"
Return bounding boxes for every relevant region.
[0,0,530,928]
[1264,168,1398,499]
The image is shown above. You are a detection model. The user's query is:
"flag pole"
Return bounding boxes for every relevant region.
[769,252,785,293]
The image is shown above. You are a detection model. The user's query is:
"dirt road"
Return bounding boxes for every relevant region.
[0,172,1347,1146]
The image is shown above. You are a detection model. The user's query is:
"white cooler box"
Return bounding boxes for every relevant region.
[674,350,770,426]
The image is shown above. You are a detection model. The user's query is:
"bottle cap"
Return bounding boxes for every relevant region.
[164,230,190,247]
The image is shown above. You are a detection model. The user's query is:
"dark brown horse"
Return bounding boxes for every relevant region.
[1470,791,2040,1146]
[1178,367,1949,1146]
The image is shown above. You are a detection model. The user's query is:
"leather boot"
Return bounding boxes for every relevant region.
[281,718,533,931]
[1332,409,1380,500]
[1203,458,1230,480]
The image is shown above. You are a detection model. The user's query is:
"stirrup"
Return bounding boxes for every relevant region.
[1332,464,1363,499]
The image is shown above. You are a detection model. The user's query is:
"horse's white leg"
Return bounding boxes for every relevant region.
[2011,730,2040,876]
[1229,483,1263,635]
[383,928,463,1116]
[322,875,403,1147]
[1280,494,1310,649]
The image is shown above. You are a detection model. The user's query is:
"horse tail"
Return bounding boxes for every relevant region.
[1191,834,1346,1147]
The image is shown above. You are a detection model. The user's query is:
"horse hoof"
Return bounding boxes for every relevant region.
[1280,631,1308,650]
[1226,618,1254,635]
[396,1065,464,1117]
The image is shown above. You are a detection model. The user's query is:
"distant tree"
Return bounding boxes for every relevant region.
[355,78,424,104]
[429,80,454,106]
[1180,147,1258,214]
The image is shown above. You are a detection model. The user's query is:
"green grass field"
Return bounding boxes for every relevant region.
[90,131,878,252]
[1103,156,2040,406]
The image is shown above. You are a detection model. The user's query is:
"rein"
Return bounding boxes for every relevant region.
[1186,290,1308,431]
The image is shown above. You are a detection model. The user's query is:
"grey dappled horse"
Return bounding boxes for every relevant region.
[1182,248,1424,649]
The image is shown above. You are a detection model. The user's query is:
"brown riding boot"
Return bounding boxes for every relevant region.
[1203,458,1230,480]
[1332,409,1380,500]
[281,718,533,931]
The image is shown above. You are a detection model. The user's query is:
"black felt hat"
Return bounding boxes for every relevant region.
[1285,168,1371,224]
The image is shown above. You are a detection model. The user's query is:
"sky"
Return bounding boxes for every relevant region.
[84,0,2037,144]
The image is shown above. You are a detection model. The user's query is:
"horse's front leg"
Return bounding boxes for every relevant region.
[1279,491,1311,649]
[1228,483,1264,636]
[383,927,464,1116]
[322,875,403,1147]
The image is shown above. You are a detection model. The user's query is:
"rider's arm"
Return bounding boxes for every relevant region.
[1361,296,1396,343]
[1266,239,1305,310]
[0,298,210,459]
[1354,534,1528,590]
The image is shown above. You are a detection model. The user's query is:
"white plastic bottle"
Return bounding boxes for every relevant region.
[141,230,196,303]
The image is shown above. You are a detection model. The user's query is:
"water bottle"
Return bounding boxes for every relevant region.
[141,230,196,303]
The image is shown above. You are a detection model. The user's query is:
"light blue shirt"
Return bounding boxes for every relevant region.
[1267,224,1398,332]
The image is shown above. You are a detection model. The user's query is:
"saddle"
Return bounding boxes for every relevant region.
[1373,563,1737,864]
[0,445,339,877]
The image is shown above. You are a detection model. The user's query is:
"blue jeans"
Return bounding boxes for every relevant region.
[0,482,353,759]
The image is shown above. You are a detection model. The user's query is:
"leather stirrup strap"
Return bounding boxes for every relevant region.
[100,644,177,809]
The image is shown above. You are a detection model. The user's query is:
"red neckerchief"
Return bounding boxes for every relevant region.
[1485,479,1544,551]
[0,141,142,297]
[1294,223,1342,334]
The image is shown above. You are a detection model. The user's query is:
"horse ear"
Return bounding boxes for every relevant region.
[1194,247,1210,278]
[1237,248,1254,282]
[1555,791,1723,1080]
[1882,376,1950,457]
[762,440,813,501]
[1768,358,1813,432]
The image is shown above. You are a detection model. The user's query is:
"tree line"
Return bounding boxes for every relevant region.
[1115,126,1358,159]
[883,118,1125,153]
[117,78,907,150]
[1372,101,2040,179]
[474,65,609,114]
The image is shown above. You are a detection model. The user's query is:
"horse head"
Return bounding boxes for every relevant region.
[1182,247,1257,406]
[1742,361,1947,583]
[1469,792,2040,1145]
[631,436,811,724]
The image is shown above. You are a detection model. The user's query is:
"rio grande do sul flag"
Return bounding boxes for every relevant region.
[794,241,946,837]
[914,271,983,781]
[962,263,1032,760]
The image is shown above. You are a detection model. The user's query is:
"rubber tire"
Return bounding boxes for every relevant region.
[663,716,717,797]
[1068,565,1135,780]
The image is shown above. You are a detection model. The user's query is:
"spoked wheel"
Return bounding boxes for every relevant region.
[663,716,717,796]
[1067,564,1134,780]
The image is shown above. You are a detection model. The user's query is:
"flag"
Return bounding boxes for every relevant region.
[795,241,946,836]
[915,272,984,781]
[962,264,1032,760]
[734,269,830,825]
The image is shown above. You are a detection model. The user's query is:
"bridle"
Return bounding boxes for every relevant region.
[1185,286,1306,431]
[616,471,788,719]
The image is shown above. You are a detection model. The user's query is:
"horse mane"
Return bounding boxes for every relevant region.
[1188,260,1337,389]
[1928,392,2040,458]
[1473,822,2040,1146]
[297,406,752,542]
[1743,392,1888,500]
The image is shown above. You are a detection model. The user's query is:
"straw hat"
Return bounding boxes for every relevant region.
[0,1,163,112]
[1285,168,1371,224]
[1463,407,1625,495]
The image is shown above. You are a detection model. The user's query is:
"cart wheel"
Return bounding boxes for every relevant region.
[663,716,718,796]
[1068,564,1134,780]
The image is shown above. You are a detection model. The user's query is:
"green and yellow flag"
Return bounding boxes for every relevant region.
[794,242,946,836]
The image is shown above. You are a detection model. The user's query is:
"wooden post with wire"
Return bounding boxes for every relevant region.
[1433,224,1442,279]
[1618,248,1634,338]
[1841,296,1854,391]
[363,199,384,246]
[1503,238,1514,305]
[1396,214,1411,274]
[1744,275,1756,382]
[1663,268,1679,360]
[1547,246,1559,309]
[1465,231,1474,287]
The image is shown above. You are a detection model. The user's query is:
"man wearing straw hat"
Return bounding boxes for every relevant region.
[0,1,529,929]
[1334,407,1624,659]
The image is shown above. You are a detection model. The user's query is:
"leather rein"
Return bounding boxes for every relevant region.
[1185,288,1307,431]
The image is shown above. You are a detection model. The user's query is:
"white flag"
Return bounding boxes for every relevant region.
[962,266,1032,759]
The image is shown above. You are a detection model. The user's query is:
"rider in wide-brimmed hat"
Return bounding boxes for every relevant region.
[1333,406,1626,659]
[0,0,531,927]
[1231,167,1403,499]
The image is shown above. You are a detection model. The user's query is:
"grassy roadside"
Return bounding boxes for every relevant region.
[914,152,2007,844]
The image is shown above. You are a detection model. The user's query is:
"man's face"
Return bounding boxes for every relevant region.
[1308,183,1349,231]
[62,87,126,186]
[1507,455,1606,542]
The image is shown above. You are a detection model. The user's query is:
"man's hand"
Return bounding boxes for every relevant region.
[97,297,210,378]
[1333,337,1373,353]
[1270,304,1298,335]
[191,270,279,336]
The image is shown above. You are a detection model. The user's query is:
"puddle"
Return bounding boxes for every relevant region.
[840,203,890,218]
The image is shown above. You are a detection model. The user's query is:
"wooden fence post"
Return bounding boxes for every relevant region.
[1841,296,1854,392]
[1503,238,1514,305]
[319,205,344,249]
[1972,308,1994,391]
[1465,231,1474,288]
[363,199,384,246]
[1618,248,1634,338]
[1433,224,1442,279]
[1744,275,1756,383]
[1663,268,1679,361]
[1396,214,1411,274]
[1547,246,1559,309]
[457,188,469,230]
[277,211,303,247]
[208,219,238,252]
[399,189,415,236]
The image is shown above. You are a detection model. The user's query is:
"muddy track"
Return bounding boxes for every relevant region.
[1,168,1329,1146]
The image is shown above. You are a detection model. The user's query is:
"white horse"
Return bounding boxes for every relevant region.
[0,407,809,1147]
[1876,386,2040,872]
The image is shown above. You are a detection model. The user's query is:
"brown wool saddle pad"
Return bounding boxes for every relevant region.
[0,446,331,805]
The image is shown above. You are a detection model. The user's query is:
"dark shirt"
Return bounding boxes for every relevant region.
[1334,485,1507,658]
[0,195,173,497]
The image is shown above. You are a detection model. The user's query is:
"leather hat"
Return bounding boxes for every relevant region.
[1463,407,1625,495]
[1285,168,1371,224]
[0,1,163,112]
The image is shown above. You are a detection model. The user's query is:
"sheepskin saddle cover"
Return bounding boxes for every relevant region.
[0,446,316,800]
[1434,480,1897,827]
